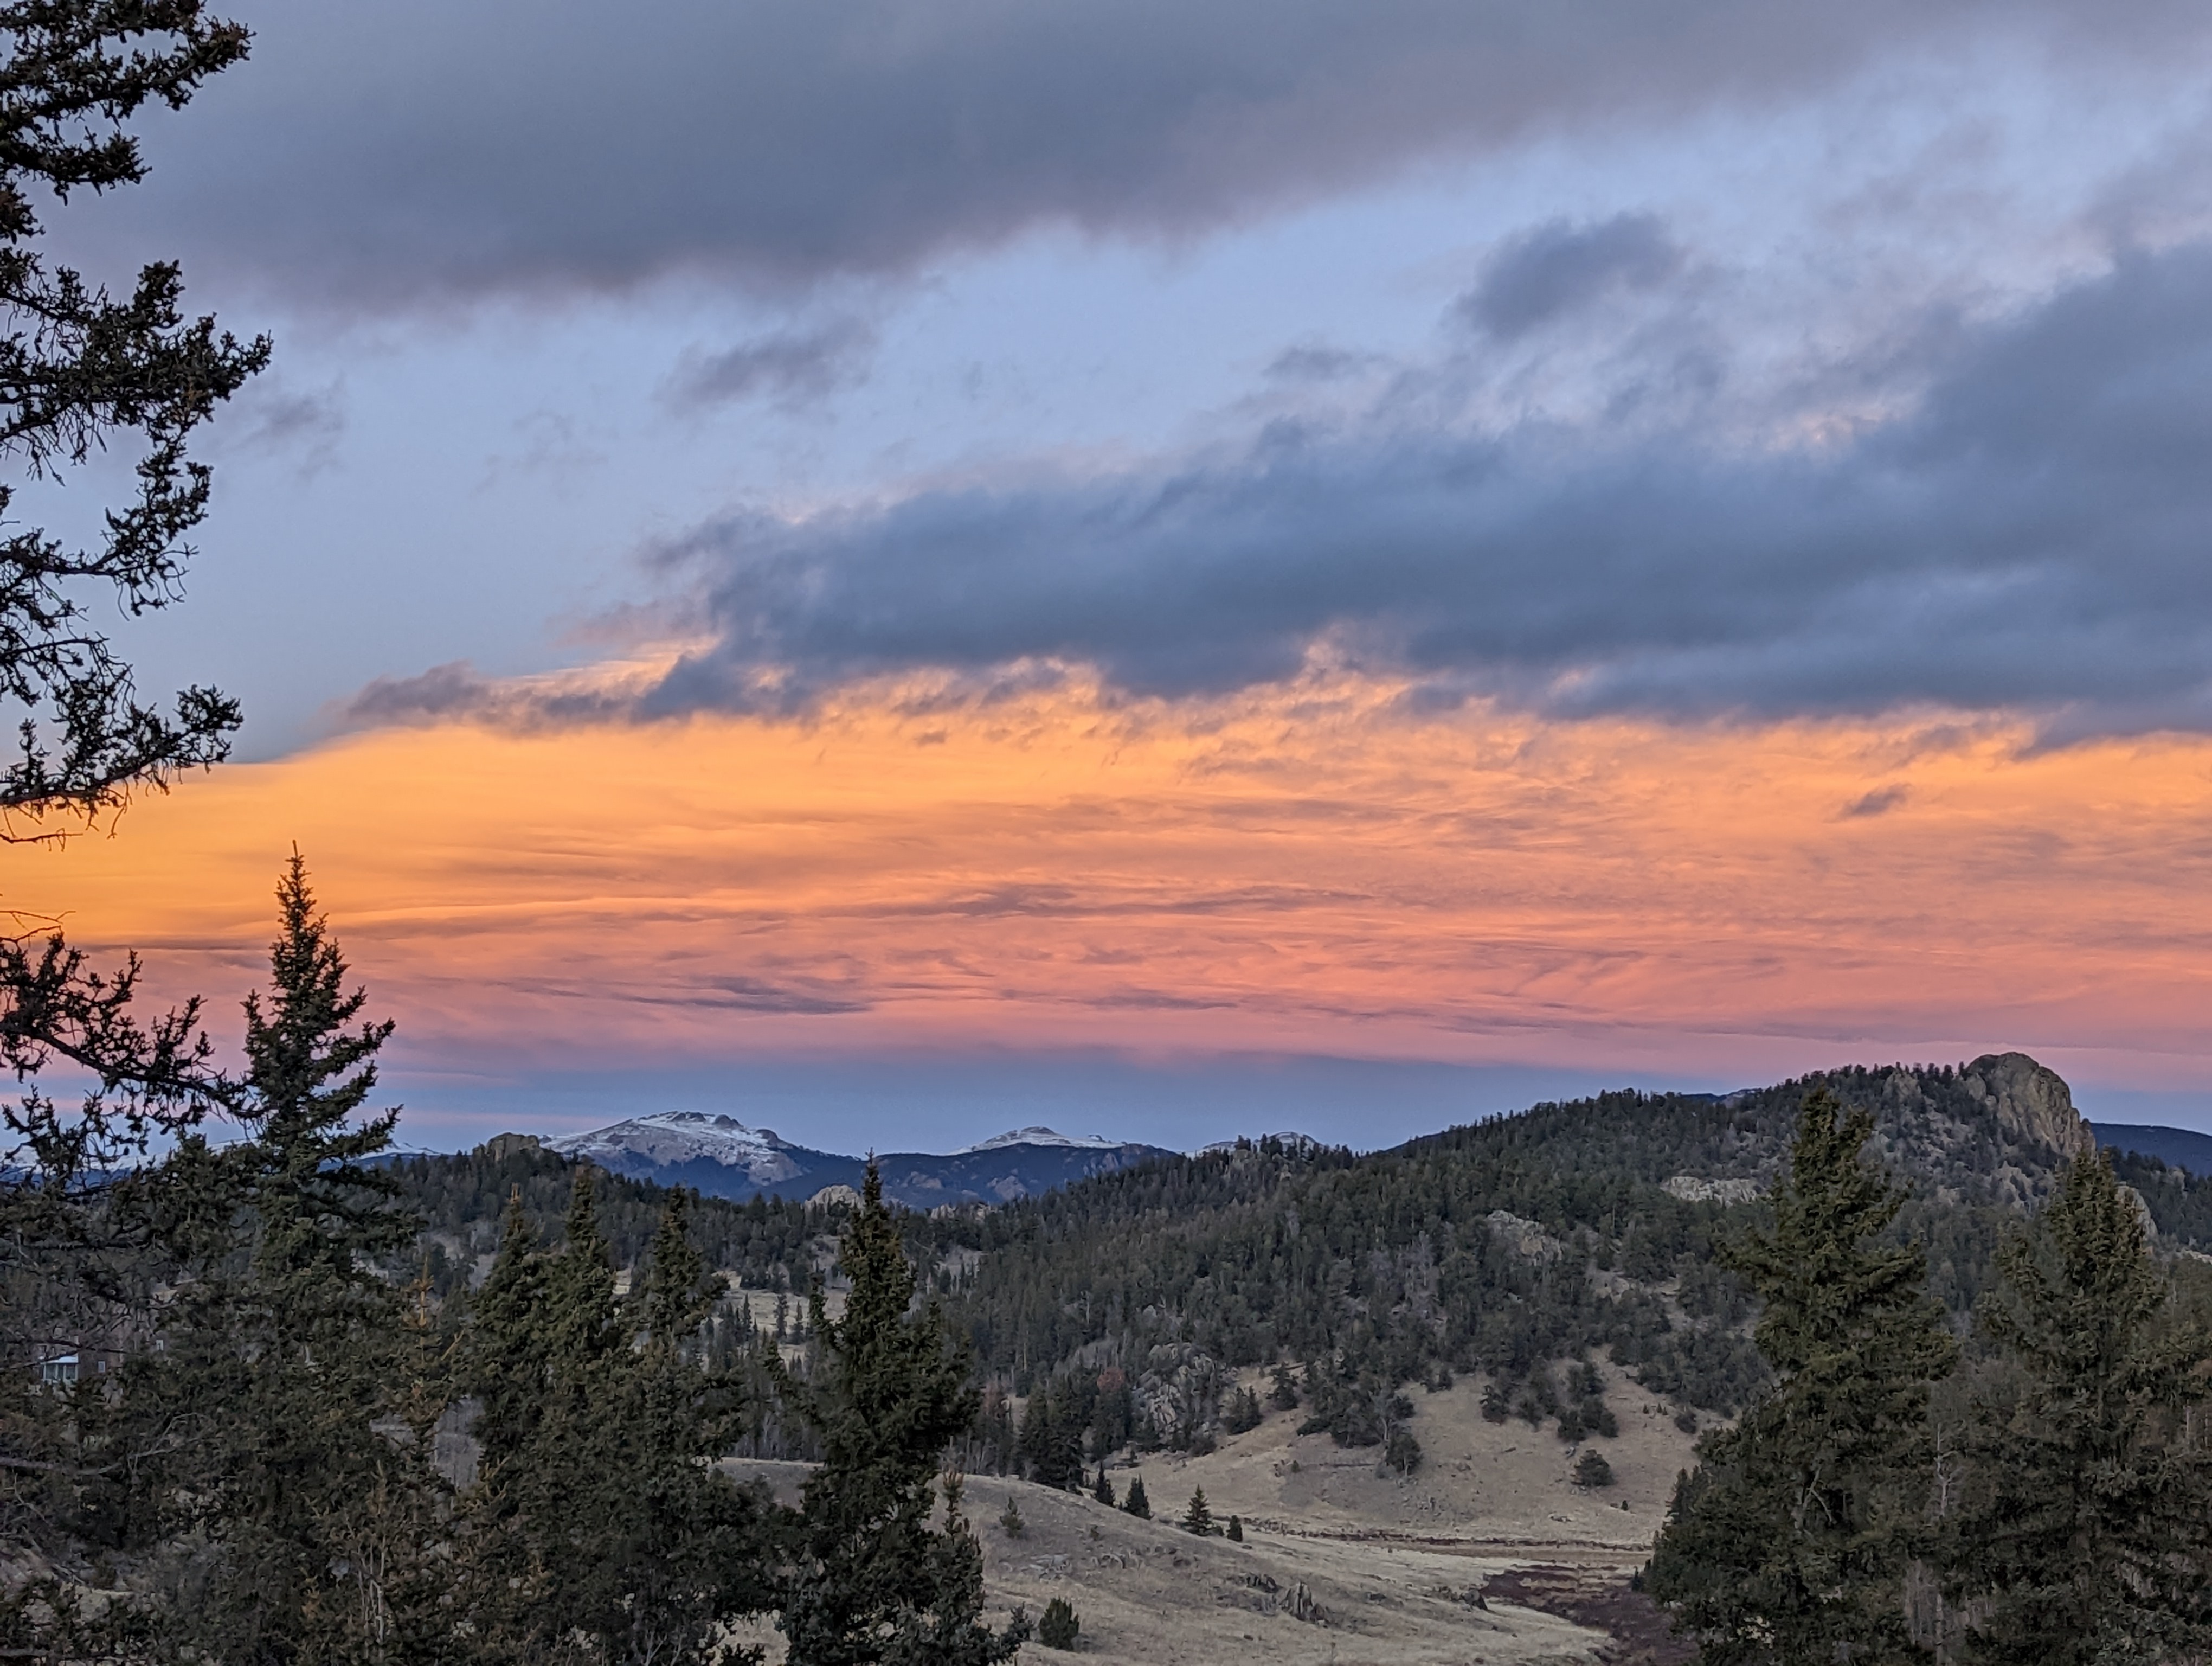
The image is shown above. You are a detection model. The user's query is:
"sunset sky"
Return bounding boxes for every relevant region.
[23,0,2212,1149]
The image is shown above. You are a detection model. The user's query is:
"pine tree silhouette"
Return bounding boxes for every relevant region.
[1648,1090,1958,1664]
[776,1162,1030,1664]
[1182,1486,1216,1536]
[1958,1153,2212,1663]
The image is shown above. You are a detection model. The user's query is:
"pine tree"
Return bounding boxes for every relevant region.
[1091,1466,1116,1507]
[1182,1485,1215,1536]
[1573,1450,1615,1489]
[1018,1386,1056,1481]
[1019,1379,1084,1490]
[1269,1361,1301,1412]
[890,1475,1014,1665]
[467,1187,554,1479]
[1122,1474,1151,1519]
[1647,1089,1959,1665]
[778,1161,1029,1665]
[136,855,451,1663]
[464,1176,776,1664]
[999,1496,1026,1538]
[1954,1153,2212,1664]
[464,1169,621,1657]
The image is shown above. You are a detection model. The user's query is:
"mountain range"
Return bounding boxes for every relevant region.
[511,1097,2212,1217]
[540,1111,1176,1208]
[398,1052,2212,1446]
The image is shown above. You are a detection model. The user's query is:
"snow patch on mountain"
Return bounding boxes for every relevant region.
[953,1126,1121,1154]
[549,1111,807,1185]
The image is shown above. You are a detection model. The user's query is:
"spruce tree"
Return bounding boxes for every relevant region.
[1954,1153,2212,1664]
[1269,1361,1301,1412]
[1122,1474,1151,1519]
[464,1175,777,1665]
[1182,1485,1215,1536]
[466,1187,554,1482]
[777,1161,1028,1665]
[1648,1089,1958,1665]
[462,1167,621,1658]
[138,855,451,1663]
[1572,1450,1615,1489]
[1091,1466,1115,1507]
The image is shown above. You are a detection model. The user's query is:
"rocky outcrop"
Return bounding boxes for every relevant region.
[1962,1052,2092,1159]
[1134,1342,1226,1446]
[1484,1210,1565,1263]
[1662,1175,1764,1206]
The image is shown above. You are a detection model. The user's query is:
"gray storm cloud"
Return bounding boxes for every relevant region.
[1461,215,1688,338]
[74,0,2212,304]
[630,241,2212,739]
[663,317,878,411]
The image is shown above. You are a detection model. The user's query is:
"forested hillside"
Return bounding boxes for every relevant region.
[386,1049,2212,1483]
[393,1137,838,1299]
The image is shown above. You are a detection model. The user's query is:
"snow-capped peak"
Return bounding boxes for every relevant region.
[549,1111,803,1182]
[954,1125,1121,1154]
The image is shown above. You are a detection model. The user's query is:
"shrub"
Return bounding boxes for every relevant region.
[1227,1514,1244,1542]
[1573,1450,1615,1489]
[1039,1597,1081,1650]
[1384,1427,1423,1477]
[1224,1387,1264,1433]
[1480,1379,1512,1423]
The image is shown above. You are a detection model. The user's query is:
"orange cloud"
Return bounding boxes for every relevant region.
[17,674,2212,1100]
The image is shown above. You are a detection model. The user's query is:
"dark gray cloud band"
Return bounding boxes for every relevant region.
[663,318,877,411]
[625,241,2212,738]
[1462,215,1687,338]
[85,0,2210,304]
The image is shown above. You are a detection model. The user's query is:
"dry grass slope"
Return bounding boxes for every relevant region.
[727,1369,1705,1663]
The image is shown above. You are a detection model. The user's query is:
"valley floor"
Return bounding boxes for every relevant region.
[728,1374,1700,1664]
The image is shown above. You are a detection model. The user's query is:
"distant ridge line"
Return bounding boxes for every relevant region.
[2093,1120,2212,1178]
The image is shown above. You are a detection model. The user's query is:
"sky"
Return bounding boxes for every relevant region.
[17,0,2212,1151]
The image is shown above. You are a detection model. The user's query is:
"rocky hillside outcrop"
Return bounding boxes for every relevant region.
[1648,1052,2096,1214]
